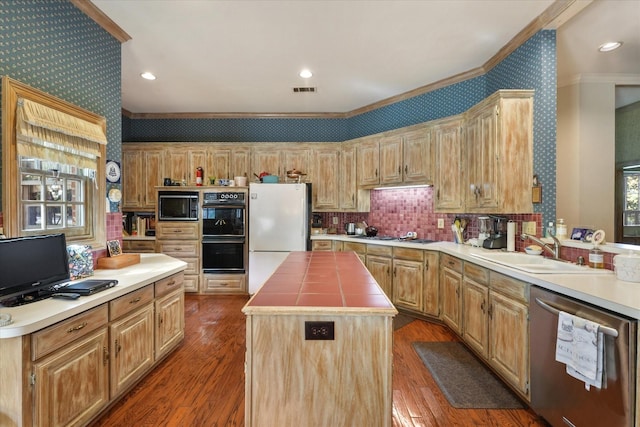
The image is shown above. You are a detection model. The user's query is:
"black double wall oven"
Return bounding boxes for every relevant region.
[201,191,246,274]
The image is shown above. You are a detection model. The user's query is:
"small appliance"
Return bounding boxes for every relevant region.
[482,215,509,249]
[345,222,356,235]
[157,191,199,221]
[477,216,491,247]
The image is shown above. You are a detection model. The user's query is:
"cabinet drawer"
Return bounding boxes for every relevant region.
[440,253,463,273]
[183,275,199,293]
[343,241,366,255]
[157,241,199,257]
[32,305,109,361]
[203,275,245,292]
[490,271,529,303]
[123,239,156,253]
[464,262,489,285]
[109,285,154,320]
[393,247,423,261]
[155,272,185,298]
[312,240,333,251]
[156,222,199,240]
[367,244,392,257]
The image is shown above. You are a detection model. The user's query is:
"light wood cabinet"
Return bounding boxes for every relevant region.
[392,247,424,312]
[282,148,310,180]
[230,148,251,180]
[434,116,464,212]
[357,137,380,187]
[462,262,490,358]
[366,244,393,299]
[209,149,230,181]
[339,143,356,210]
[122,239,156,253]
[440,253,463,334]
[311,147,340,210]
[312,240,334,251]
[403,127,435,184]
[422,251,440,317]
[252,148,282,179]
[155,285,185,360]
[379,135,403,185]
[202,274,246,294]
[465,90,533,213]
[156,221,200,292]
[122,148,164,211]
[33,329,110,427]
[343,241,367,264]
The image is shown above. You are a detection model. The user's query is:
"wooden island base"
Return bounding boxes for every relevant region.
[242,251,397,427]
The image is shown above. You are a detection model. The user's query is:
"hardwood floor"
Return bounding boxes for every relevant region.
[91,295,547,427]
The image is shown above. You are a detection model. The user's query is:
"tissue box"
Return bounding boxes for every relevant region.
[67,244,94,280]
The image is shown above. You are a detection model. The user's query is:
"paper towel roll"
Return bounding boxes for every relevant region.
[507,221,516,252]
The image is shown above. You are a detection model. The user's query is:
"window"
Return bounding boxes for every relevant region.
[19,158,94,238]
[624,172,640,226]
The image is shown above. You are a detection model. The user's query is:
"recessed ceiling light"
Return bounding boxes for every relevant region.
[141,72,156,80]
[598,41,623,52]
[299,69,313,79]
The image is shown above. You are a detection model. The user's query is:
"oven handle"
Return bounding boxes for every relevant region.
[202,238,245,244]
[535,297,619,338]
[202,204,246,208]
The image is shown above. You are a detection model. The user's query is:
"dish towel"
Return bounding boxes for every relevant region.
[555,310,605,390]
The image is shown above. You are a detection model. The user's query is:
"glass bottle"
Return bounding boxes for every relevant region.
[589,244,604,269]
[556,218,567,240]
[546,221,555,238]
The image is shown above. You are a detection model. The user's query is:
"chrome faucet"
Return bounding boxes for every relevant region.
[521,233,561,259]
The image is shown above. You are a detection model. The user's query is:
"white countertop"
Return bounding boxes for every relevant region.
[0,253,187,338]
[313,235,640,320]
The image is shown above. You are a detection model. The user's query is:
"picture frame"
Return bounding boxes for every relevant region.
[571,227,594,242]
[532,186,542,204]
[107,239,122,257]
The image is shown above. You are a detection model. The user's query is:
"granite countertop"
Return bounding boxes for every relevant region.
[243,251,397,316]
[312,235,640,320]
[0,253,187,338]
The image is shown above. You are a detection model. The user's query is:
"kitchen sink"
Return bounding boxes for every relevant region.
[469,252,613,274]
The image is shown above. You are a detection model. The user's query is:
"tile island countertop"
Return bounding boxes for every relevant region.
[243,251,397,316]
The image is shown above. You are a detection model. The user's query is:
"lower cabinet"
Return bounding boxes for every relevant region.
[462,263,490,358]
[366,254,393,299]
[202,274,246,294]
[25,272,185,427]
[392,248,424,312]
[440,254,463,334]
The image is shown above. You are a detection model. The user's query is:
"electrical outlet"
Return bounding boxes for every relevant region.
[523,221,537,235]
[305,321,335,340]
[332,216,339,225]
[437,218,445,229]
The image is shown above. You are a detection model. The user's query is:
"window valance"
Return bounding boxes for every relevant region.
[16,98,107,170]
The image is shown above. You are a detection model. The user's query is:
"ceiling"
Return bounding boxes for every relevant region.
[89,0,640,115]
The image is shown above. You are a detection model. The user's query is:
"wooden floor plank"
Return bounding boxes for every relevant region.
[90,295,547,426]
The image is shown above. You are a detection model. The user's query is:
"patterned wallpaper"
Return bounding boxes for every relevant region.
[0,0,122,237]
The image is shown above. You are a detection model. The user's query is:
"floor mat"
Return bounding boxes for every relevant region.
[412,341,524,409]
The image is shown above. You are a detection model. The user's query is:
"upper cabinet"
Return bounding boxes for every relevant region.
[356,137,380,187]
[379,135,403,185]
[122,147,164,211]
[434,116,464,212]
[311,147,341,210]
[464,90,533,213]
[403,127,435,184]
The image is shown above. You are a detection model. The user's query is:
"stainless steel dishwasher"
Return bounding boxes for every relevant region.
[530,286,636,427]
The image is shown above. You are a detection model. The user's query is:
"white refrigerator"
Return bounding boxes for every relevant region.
[248,183,311,294]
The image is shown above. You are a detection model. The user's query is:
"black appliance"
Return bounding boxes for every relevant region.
[201,191,246,274]
[482,215,509,249]
[0,234,70,306]
[158,191,199,221]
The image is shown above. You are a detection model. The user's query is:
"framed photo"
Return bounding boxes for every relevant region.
[571,227,594,242]
[532,186,542,204]
[107,239,122,257]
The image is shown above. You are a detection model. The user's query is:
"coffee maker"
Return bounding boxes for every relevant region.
[482,215,509,249]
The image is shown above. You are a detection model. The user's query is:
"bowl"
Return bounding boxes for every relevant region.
[261,175,279,183]
[524,245,543,255]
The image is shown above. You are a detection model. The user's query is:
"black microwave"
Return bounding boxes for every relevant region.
[158,191,199,221]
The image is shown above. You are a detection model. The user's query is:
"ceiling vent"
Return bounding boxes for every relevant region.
[292,87,317,93]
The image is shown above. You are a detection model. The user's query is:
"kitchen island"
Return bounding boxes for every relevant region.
[242,251,397,427]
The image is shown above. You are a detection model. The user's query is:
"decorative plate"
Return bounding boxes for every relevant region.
[108,188,122,203]
[106,160,121,183]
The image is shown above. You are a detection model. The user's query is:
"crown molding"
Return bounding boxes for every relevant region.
[70,0,131,43]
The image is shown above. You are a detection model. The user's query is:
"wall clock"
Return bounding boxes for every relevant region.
[106,160,121,183]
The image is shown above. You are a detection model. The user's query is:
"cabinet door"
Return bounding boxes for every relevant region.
[283,149,310,180]
[462,278,489,358]
[122,149,142,209]
[404,128,434,184]
[366,255,392,298]
[392,259,423,311]
[230,148,251,179]
[466,105,498,209]
[252,149,282,178]
[33,329,109,427]
[210,149,231,181]
[166,150,189,184]
[423,251,439,317]
[440,266,463,334]
[357,138,380,186]
[188,149,208,185]
[143,150,164,208]
[434,118,463,211]
[489,291,529,396]
[339,144,357,210]
[109,304,154,397]
[312,148,340,210]
[155,289,185,360]
[379,135,403,185]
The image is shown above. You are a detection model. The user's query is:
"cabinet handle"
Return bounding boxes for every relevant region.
[103,347,109,365]
[455,287,459,297]
[158,314,164,325]
[166,280,177,287]
[393,268,397,277]
[425,260,429,270]
[480,301,486,313]
[488,304,493,318]
[115,339,121,356]
[129,296,142,304]
[67,322,87,333]
[404,165,408,174]
[398,166,401,174]
[375,168,378,177]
